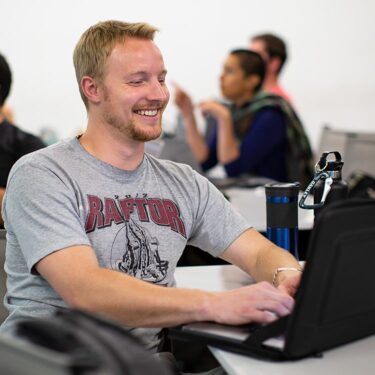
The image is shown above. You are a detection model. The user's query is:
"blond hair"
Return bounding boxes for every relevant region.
[73,20,158,107]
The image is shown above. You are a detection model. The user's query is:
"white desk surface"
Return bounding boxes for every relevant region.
[174,265,375,375]
[225,187,314,231]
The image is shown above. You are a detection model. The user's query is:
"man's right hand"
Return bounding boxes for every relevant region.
[204,281,294,325]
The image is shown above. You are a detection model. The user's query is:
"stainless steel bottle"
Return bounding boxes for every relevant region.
[265,182,300,259]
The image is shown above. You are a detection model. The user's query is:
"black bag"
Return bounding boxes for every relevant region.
[347,170,375,199]
[170,199,375,361]
[14,308,175,375]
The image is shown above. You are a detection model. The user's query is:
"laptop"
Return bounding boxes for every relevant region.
[169,199,375,360]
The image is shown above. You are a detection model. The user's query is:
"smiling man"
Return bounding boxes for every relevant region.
[1,21,302,372]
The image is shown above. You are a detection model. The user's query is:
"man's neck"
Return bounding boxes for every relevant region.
[79,121,145,171]
[262,75,280,92]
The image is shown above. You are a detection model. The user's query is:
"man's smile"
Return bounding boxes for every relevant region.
[133,109,159,117]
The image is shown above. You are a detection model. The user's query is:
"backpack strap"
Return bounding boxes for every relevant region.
[233,93,314,189]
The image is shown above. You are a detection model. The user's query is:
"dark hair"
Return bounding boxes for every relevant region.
[251,33,287,72]
[230,49,265,92]
[0,53,12,106]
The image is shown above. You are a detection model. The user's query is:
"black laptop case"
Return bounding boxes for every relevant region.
[169,199,375,360]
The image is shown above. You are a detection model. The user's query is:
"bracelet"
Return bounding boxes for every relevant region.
[272,267,302,287]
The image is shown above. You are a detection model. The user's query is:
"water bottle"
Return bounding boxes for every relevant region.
[313,151,348,217]
[265,182,300,259]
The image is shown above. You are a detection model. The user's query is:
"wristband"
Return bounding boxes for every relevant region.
[272,267,302,287]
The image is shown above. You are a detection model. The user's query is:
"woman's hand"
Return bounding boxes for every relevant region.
[199,100,231,122]
[174,85,194,117]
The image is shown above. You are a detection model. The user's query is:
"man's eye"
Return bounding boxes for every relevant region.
[129,81,143,85]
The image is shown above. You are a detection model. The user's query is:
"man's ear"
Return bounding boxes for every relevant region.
[268,57,282,74]
[245,74,261,92]
[80,76,101,104]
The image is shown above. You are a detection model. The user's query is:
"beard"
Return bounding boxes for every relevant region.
[103,111,162,142]
[101,87,165,142]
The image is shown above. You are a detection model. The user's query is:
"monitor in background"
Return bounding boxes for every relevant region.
[316,127,375,180]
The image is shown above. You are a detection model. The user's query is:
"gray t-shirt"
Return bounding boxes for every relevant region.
[1,137,250,350]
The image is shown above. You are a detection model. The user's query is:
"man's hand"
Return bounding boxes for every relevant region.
[206,281,294,325]
[276,270,302,297]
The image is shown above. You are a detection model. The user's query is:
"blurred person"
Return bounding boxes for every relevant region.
[2,104,15,123]
[175,49,313,188]
[0,53,45,227]
[249,33,291,103]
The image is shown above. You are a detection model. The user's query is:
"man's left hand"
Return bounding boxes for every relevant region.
[277,270,302,297]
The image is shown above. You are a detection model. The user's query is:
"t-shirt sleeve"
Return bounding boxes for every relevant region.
[187,170,251,257]
[3,162,91,273]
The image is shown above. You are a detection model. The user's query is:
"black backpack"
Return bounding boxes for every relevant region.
[347,170,375,199]
[11,308,176,375]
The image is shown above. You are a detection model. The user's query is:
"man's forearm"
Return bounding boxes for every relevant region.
[221,228,301,284]
[70,266,213,327]
[66,266,294,327]
[253,241,301,284]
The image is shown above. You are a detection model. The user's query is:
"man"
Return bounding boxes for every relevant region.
[0,53,45,227]
[1,20,302,360]
[249,33,292,103]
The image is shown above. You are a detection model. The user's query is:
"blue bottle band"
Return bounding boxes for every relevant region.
[265,182,300,259]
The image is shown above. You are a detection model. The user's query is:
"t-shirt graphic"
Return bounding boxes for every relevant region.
[84,193,187,284]
[110,218,169,283]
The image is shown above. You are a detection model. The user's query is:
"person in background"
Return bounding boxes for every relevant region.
[1,21,302,373]
[0,53,45,227]
[249,33,291,103]
[174,49,313,188]
[2,104,15,123]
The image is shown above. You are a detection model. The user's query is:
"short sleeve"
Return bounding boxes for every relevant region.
[3,162,91,273]
[187,171,251,256]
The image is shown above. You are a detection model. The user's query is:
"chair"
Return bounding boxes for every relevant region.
[344,134,375,180]
[316,127,375,180]
[0,229,8,323]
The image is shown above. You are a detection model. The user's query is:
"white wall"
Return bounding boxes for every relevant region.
[2,0,375,151]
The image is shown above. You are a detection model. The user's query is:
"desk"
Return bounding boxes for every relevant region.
[174,265,375,375]
[224,187,313,231]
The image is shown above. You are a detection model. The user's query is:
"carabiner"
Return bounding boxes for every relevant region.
[299,172,332,209]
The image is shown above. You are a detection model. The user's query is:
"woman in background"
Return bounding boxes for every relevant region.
[174,49,313,188]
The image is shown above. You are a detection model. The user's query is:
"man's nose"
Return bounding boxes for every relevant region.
[148,80,170,102]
